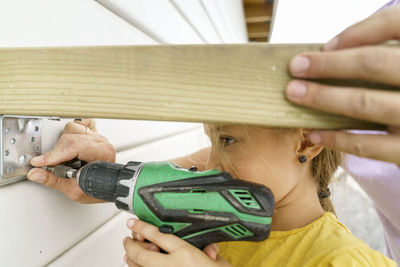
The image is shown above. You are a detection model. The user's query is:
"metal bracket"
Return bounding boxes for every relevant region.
[0,116,43,186]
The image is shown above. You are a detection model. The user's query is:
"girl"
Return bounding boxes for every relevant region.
[122,125,396,266]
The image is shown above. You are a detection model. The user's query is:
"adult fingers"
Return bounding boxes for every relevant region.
[72,119,97,132]
[216,255,233,267]
[30,134,115,167]
[127,218,188,253]
[63,121,96,135]
[307,131,400,165]
[26,168,102,203]
[289,46,400,86]
[203,243,219,260]
[286,81,400,126]
[124,237,165,267]
[324,6,400,51]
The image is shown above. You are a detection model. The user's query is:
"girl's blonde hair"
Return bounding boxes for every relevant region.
[207,125,342,215]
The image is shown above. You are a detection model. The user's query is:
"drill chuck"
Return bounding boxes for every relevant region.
[77,161,143,210]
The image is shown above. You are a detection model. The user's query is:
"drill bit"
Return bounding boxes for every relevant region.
[43,165,77,179]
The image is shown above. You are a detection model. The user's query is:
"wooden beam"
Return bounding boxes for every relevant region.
[0,44,387,129]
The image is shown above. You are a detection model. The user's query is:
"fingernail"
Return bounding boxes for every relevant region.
[290,56,310,75]
[123,254,127,263]
[324,37,338,51]
[149,245,158,251]
[28,171,46,183]
[286,81,307,101]
[31,155,45,165]
[127,218,135,229]
[135,233,142,240]
[308,131,322,144]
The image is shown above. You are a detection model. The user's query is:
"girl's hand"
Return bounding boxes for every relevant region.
[27,119,116,203]
[123,218,232,267]
[285,6,400,165]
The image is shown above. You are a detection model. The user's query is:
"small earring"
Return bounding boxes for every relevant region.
[298,155,307,163]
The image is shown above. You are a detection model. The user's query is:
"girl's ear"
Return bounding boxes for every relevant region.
[295,129,324,162]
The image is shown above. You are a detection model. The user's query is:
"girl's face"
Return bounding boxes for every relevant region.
[205,124,313,204]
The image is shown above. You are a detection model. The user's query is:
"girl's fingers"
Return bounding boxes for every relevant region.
[132,232,145,242]
[124,254,141,267]
[324,6,400,51]
[307,131,400,165]
[203,243,219,260]
[289,46,400,86]
[126,218,188,253]
[124,237,164,267]
[286,81,400,126]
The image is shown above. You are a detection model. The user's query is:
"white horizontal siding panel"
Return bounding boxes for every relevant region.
[0,181,118,267]
[170,0,222,43]
[48,212,132,267]
[95,0,203,44]
[96,120,202,152]
[116,127,209,163]
[0,0,156,47]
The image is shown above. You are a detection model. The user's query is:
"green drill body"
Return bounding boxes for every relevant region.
[71,161,273,248]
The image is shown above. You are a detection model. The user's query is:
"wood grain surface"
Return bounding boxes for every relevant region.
[0,44,388,129]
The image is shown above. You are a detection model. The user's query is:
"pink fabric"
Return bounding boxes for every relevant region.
[345,1,400,263]
[346,156,400,263]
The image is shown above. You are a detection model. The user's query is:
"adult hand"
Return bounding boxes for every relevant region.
[27,119,116,203]
[285,6,400,165]
[123,218,231,267]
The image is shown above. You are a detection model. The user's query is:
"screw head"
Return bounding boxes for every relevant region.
[189,166,198,172]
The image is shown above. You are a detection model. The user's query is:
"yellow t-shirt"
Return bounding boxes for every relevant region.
[218,212,396,267]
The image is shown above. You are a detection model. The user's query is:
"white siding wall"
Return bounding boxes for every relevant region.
[0,1,247,266]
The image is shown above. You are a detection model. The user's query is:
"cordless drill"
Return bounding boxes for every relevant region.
[46,161,274,249]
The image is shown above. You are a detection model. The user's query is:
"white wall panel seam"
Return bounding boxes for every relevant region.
[0,0,157,47]
[45,211,124,266]
[90,0,158,43]
[200,0,232,43]
[198,0,224,42]
[94,0,204,44]
[216,0,248,43]
[168,0,207,43]
[169,0,222,43]
[94,0,164,44]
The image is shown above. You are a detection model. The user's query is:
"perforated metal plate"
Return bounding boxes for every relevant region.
[0,116,42,186]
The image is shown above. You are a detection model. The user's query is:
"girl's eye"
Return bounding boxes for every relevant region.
[220,136,236,147]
